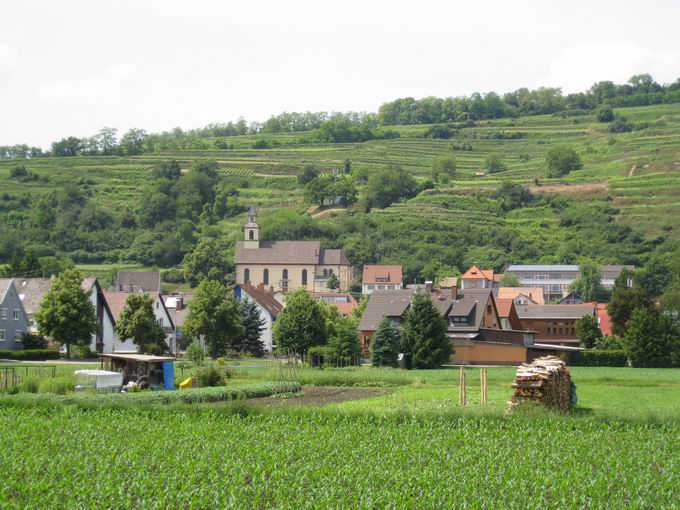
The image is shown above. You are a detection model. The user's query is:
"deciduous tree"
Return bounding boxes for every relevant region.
[575,315,602,349]
[115,293,168,355]
[273,289,327,354]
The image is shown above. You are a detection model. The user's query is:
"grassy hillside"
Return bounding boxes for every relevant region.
[1,103,679,282]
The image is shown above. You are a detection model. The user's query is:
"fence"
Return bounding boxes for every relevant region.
[0,365,57,390]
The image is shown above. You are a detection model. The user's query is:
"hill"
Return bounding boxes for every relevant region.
[1,102,679,286]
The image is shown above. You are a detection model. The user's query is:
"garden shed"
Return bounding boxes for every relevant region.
[99,353,176,390]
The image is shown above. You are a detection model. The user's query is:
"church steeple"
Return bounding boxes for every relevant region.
[244,205,260,249]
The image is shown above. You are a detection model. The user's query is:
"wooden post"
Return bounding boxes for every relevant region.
[480,369,488,404]
[458,367,466,406]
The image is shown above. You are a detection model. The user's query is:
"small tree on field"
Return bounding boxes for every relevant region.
[574,315,602,349]
[401,292,451,369]
[545,145,582,178]
[36,268,97,358]
[116,293,168,355]
[233,298,266,357]
[273,289,327,354]
[372,318,401,367]
[431,155,457,182]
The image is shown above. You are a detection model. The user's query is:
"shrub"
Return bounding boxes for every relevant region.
[186,344,205,366]
[0,349,60,361]
[424,124,456,139]
[308,346,335,367]
[19,377,40,394]
[566,350,628,367]
[19,333,48,350]
[38,376,75,395]
[596,105,615,122]
[545,145,582,178]
[484,155,506,174]
[608,116,634,133]
[195,365,226,387]
[161,269,185,283]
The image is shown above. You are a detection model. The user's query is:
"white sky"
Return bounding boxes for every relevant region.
[1,0,679,148]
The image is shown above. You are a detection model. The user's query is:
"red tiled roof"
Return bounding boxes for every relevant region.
[240,284,283,317]
[310,292,358,316]
[462,265,496,281]
[362,265,403,285]
[597,303,613,336]
[495,298,514,318]
[498,287,545,304]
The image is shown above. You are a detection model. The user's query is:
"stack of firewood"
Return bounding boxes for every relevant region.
[510,356,574,411]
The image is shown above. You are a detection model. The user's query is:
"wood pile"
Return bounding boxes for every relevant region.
[510,356,573,411]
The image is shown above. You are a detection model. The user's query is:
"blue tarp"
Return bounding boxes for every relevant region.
[163,360,175,390]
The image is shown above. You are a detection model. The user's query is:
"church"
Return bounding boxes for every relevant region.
[234,207,352,293]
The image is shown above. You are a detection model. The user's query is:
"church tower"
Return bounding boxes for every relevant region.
[244,205,260,249]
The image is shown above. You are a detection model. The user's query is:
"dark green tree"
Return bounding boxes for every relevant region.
[233,298,266,357]
[273,289,327,354]
[36,268,97,358]
[624,307,677,368]
[365,164,418,209]
[401,292,451,369]
[182,238,232,287]
[183,280,243,358]
[499,272,520,287]
[326,273,340,290]
[608,286,653,336]
[328,315,362,362]
[545,145,582,178]
[115,293,168,355]
[431,155,457,181]
[596,105,615,122]
[371,318,401,367]
[574,314,602,349]
[297,164,319,185]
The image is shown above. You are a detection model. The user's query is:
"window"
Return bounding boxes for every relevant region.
[486,305,491,314]
[155,302,159,310]
[0,330,4,341]
[15,332,21,342]
[263,269,269,285]
[322,269,328,277]
[249,230,254,240]
[244,268,250,283]
[0,309,6,320]
[282,269,288,280]
[158,318,164,328]
[301,269,307,285]
[13,309,19,320]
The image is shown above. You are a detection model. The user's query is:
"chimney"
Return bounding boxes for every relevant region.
[450,285,458,300]
[257,283,265,291]
[425,280,433,293]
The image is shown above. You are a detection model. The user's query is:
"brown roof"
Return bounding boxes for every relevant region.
[449,300,476,317]
[516,304,596,320]
[358,289,415,331]
[461,265,496,281]
[102,292,132,322]
[116,271,161,293]
[498,287,545,304]
[310,292,358,316]
[239,284,283,317]
[15,278,52,316]
[362,265,403,285]
[235,240,319,265]
[449,289,495,331]
[320,249,350,266]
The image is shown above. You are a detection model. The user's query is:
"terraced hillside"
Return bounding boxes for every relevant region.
[1,103,679,281]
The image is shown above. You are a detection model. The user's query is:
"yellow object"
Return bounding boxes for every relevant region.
[179,378,194,390]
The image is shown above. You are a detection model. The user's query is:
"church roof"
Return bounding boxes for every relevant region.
[248,205,257,216]
[236,240,318,265]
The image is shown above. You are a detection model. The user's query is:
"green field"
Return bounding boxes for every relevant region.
[1,365,679,508]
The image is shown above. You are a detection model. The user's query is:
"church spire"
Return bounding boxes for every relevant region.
[244,205,260,248]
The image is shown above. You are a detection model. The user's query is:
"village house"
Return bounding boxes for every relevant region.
[234,206,352,293]
[515,303,598,346]
[103,291,176,353]
[233,283,283,352]
[358,286,576,365]
[310,292,359,316]
[15,277,116,353]
[506,264,634,301]
[495,298,523,331]
[361,265,403,294]
[0,279,30,350]
[460,266,501,290]
[164,293,193,349]
[115,271,161,293]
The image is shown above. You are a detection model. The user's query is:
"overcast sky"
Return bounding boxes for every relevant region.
[1,0,679,148]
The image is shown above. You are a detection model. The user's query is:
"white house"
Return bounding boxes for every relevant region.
[362,265,403,295]
[103,292,176,353]
[233,283,283,352]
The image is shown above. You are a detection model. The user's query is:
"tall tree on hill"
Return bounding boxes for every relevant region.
[233,299,266,357]
[608,283,653,336]
[182,238,232,287]
[116,294,168,355]
[401,292,451,369]
[36,268,97,358]
[372,318,401,367]
[273,289,327,355]
[183,280,243,358]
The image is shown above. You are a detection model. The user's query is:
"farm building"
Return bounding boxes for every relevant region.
[515,303,597,346]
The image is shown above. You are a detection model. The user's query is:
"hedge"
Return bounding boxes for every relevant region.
[0,349,60,361]
[566,350,628,367]
[0,381,301,408]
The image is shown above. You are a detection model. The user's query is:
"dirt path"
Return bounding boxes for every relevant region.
[529,181,608,194]
[251,386,388,408]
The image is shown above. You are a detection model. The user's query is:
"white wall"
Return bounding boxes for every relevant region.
[362,283,401,295]
[241,293,274,352]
